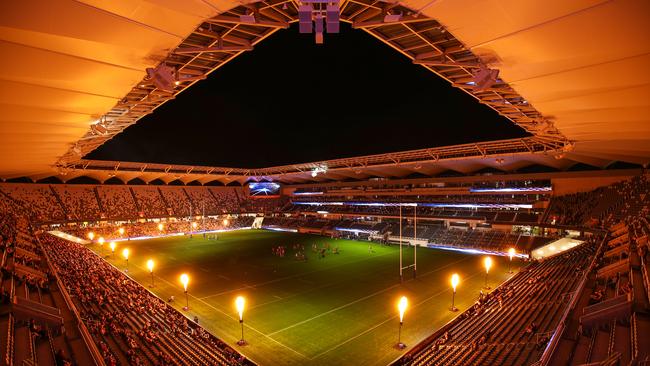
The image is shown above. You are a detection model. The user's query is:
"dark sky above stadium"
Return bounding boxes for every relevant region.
[88,23,528,169]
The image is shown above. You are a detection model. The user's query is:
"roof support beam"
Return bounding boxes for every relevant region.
[175,45,253,54]
[210,15,289,28]
[353,15,434,28]
[413,59,481,68]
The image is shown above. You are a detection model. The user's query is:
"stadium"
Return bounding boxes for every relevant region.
[1,1,649,366]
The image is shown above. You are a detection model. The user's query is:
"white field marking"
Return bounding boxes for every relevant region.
[199,251,395,300]
[309,270,484,360]
[217,274,230,280]
[200,267,210,272]
[250,252,437,311]
[132,261,310,360]
[267,256,470,336]
[250,280,340,310]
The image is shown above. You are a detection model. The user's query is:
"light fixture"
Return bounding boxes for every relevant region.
[472,65,499,91]
[122,248,130,272]
[235,296,247,345]
[146,64,176,91]
[484,256,492,289]
[396,296,408,349]
[450,273,460,311]
[384,13,402,22]
[147,259,155,287]
[180,274,190,310]
[240,14,256,23]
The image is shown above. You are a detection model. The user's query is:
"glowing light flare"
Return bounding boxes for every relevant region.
[484,256,493,274]
[109,241,116,252]
[451,273,460,292]
[223,219,229,226]
[147,259,154,273]
[398,296,408,323]
[158,223,164,231]
[180,273,189,292]
[87,232,95,240]
[192,222,198,229]
[235,296,245,321]
[122,248,129,260]
[98,237,105,245]
[118,227,125,235]
[508,248,515,260]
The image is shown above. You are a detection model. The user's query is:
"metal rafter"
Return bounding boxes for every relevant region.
[56,3,295,167]
[55,0,571,176]
[61,136,566,184]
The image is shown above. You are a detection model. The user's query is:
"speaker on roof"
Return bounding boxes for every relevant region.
[90,123,108,135]
[146,64,175,91]
[472,66,499,91]
[315,13,324,44]
[299,5,313,33]
[239,14,256,23]
[326,4,339,33]
[383,14,402,23]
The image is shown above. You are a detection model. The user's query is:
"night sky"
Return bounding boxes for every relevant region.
[88,23,528,169]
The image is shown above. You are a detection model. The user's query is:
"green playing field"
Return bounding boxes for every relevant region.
[91,229,522,366]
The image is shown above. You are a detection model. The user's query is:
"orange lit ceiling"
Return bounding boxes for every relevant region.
[0,0,648,184]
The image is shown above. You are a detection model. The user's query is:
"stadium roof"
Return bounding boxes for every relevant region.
[1,0,648,184]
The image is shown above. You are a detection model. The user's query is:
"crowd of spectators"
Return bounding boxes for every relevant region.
[546,174,649,227]
[158,187,190,216]
[288,202,540,223]
[0,183,251,223]
[0,184,66,222]
[63,216,255,242]
[52,185,101,222]
[209,188,241,214]
[97,186,140,220]
[241,196,287,213]
[262,216,549,253]
[396,236,599,366]
[546,214,650,364]
[41,233,253,365]
[131,186,168,218]
[1,213,97,366]
[294,193,542,205]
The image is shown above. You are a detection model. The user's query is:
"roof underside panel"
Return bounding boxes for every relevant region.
[0,0,223,176]
[417,0,650,164]
[0,0,648,183]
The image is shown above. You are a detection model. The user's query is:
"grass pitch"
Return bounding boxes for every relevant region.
[92,229,522,366]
